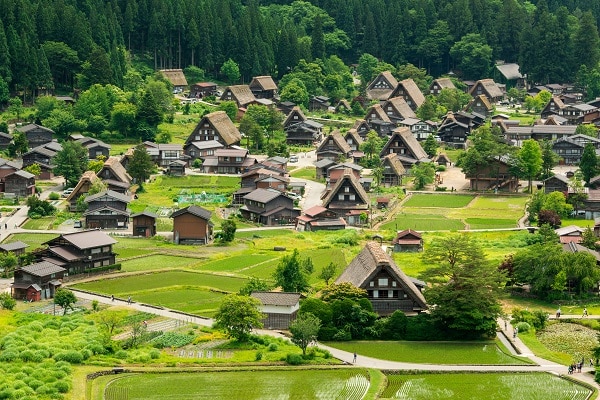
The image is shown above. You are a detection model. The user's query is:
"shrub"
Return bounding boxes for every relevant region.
[151,332,194,349]
[48,192,60,200]
[332,329,352,341]
[149,349,160,359]
[515,322,531,333]
[115,350,128,359]
[267,343,278,352]
[286,353,303,365]
[27,380,44,390]
[0,351,18,362]
[255,351,263,361]
[19,350,36,362]
[53,350,83,364]
[54,380,69,393]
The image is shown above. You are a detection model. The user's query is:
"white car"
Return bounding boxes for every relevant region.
[62,188,74,197]
[289,155,299,163]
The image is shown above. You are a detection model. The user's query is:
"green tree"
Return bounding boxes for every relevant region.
[515,140,542,193]
[110,102,137,138]
[581,226,598,250]
[321,282,368,303]
[87,156,106,174]
[0,251,17,278]
[220,218,236,243]
[217,101,238,121]
[214,294,263,341]
[279,78,309,108]
[7,131,28,157]
[8,97,23,121]
[43,109,85,138]
[54,288,77,315]
[0,292,16,310]
[396,64,432,92]
[540,140,559,179]
[423,135,439,158]
[580,143,598,184]
[53,141,89,188]
[273,249,311,293]
[319,262,338,286]
[420,234,506,338]
[220,59,241,84]
[23,163,41,177]
[92,309,128,335]
[0,77,8,105]
[289,312,321,355]
[356,53,379,88]
[573,12,600,70]
[136,90,163,129]
[127,144,153,188]
[450,34,493,80]
[575,124,598,138]
[239,277,272,296]
[36,95,61,121]
[360,130,383,163]
[412,162,436,190]
[311,15,325,60]
[543,191,573,219]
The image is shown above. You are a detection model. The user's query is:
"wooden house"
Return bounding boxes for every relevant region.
[504,125,577,146]
[97,156,131,193]
[389,79,425,111]
[322,168,369,226]
[429,78,455,95]
[201,148,256,174]
[393,229,423,252]
[541,96,566,119]
[144,142,186,167]
[465,95,494,118]
[185,111,242,163]
[249,76,278,99]
[316,131,352,162]
[132,210,157,237]
[381,154,406,187]
[240,188,298,226]
[66,171,100,212]
[437,111,484,148]
[278,101,296,115]
[366,71,398,101]
[364,104,394,137]
[351,120,371,140]
[171,205,213,245]
[12,262,65,301]
[433,153,451,166]
[283,106,323,145]
[4,170,35,197]
[0,241,28,256]
[552,137,585,165]
[0,159,19,193]
[0,132,13,150]
[380,127,429,169]
[37,230,117,275]
[160,69,188,93]
[335,99,351,114]
[296,205,346,232]
[22,145,58,179]
[465,156,519,192]
[327,163,363,187]
[184,140,223,163]
[314,158,336,180]
[75,137,111,159]
[560,104,598,125]
[83,190,131,229]
[335,242,428,316]
[16,124,54,149]
[382,97,417,123]
[251,291,301,330]
[555,225,584,244]
[167,160,186,176]
[344,129,363,152]
[220,85,256,108]
[309,96,331,112]
[255,175,289,192]
[495,63,525,89]
[468,79,504,103]
[189,82,217,98]
[544,174,569,194]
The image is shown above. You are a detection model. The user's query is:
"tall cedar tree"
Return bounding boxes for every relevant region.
[420,234,506,339]
[127,144,154,187]
[580,143,598,184]
[53,141,88,188]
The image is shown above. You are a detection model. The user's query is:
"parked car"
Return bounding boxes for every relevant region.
[289,155,299,163]
[62,188,74,197]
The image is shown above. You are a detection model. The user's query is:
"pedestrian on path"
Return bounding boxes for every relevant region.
[556,308,561,318]
[111,295,114,302]
[127,296,132,305]
[583,307,588,318]
[353,352,357,364]
[590,359,594,367]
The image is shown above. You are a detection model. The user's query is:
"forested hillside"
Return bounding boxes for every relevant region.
[1,0,600,99]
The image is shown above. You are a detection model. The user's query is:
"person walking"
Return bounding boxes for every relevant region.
[583,307,588,318]
[111,295,114,302]
[353,353,357,364]
[127,296,132,305]
[556,308,561,318]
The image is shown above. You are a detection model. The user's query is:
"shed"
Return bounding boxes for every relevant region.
[251,291,301,329]
[393,230,424,252]
[132,211,158,237]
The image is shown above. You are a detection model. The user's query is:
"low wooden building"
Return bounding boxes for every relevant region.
[4,170,35,198]
[251,291,301,330]
[335,242,428,316]
[132,211,157,237]
[171,205,213,245]
[66,171,100,212]
[167,160,186,176]
[240,189,299,226]
[83,190,131,229]
[190,82,217,98]
[16,124,54,149]
[393,229,423,252]
[12,262,66,302]
[0,132,13,150]
[0,241,28,256]
[544,174,569,194]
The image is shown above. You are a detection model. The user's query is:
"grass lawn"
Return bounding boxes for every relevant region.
[22,216,56,230]
[120,255,202,272]
[193,254,277,273]
[561,218,595,228]
[131,287,225,316]
[381,372,590,400]
[290,167,317,180]
[3,233,57,249]
[403,194,475,208]
[465,218,518,229]
[326,340,532,365]
[109,143,137,156]
[103,369,370,400]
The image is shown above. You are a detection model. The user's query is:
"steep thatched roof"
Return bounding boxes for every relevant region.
[160,69,188,87]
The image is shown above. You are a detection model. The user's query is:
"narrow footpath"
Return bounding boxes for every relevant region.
[71,290,600,392]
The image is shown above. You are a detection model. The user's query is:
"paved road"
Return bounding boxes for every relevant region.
[69,289,600,391]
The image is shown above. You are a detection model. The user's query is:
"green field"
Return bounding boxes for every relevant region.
[403,194,475,208]
[380,212,465,231]
[120,255,202,272]
[326,340,532,365]
[290,167,317,180]
[381,372,591,399]
[103,369,370,400]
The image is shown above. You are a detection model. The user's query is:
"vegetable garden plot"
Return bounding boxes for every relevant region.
[177,190,228,204]
[382,373,591,400]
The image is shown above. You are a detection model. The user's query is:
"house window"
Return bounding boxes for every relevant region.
[293,115,298,120]
[349,195,355,201]
[164,151,178,158]
[235,157,242,162]
[190,150,196,156]
[373,290,379,298]
[379,290,388,298]
[103,246,111,252]
[388,291,394,298]
[392,281,397,287]
[91,248,101,254]
[369,281,374,287]
[378,278,388,286]
[344,187,350,193]
[338,194,344,201]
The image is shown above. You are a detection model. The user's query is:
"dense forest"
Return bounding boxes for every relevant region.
[2,0,600,100]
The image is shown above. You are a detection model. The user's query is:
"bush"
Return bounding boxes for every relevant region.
[53,350,83,364]
[286,353,303,365]
[515,322,531,333]
[48,192,60,200]
[151,332,194,349]
[149,349,161,359]
[115,350,128,359]
[267,343,278,352]
[255,351,263,361]
[54,380,69,393]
